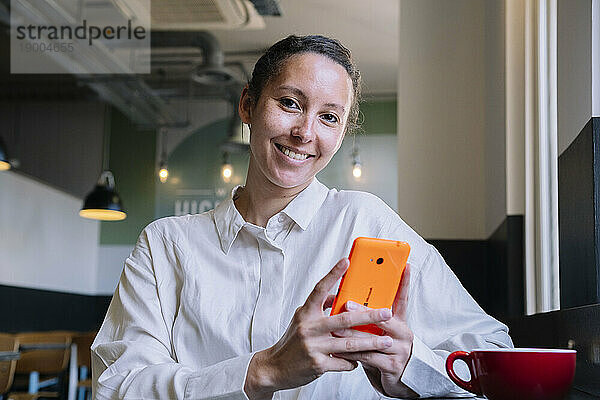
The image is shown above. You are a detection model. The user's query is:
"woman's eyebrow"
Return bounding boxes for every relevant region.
[323,102,345,114]
[276,85,345,113]
[276,85,307,100]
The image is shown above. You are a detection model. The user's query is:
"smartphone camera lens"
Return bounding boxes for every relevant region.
[376,258,384,265]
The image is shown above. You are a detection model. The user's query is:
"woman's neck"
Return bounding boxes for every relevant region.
[234,160,311,227]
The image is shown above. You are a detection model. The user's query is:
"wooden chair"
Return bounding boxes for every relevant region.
[71,332,96,400]
[0,333,19,398]
[0,333,42,400]
[8,331,73,400]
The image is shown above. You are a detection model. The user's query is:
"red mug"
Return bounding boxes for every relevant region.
[445,348,576,400]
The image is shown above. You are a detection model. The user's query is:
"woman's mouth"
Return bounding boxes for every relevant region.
[274,143,314,161]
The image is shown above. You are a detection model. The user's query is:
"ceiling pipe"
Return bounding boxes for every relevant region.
[81,31,240,128]
[83,31,240,127]
[151,31,239,85]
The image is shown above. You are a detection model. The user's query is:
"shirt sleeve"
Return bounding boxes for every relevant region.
[397,245,514,398]
[91,226,255,400]
[369,202,514,398]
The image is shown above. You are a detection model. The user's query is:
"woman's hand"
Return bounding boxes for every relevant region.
[332,264,419,398]
[244,258,397,400]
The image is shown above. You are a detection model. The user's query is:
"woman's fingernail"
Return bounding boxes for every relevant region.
[381,337,393,347]
[346,301,358,310]
[332,330,345,336]
[380,308,392,319]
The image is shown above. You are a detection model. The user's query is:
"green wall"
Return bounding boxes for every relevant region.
[155,119,249,219]
[100,108,156,245]
[360,99,397,134]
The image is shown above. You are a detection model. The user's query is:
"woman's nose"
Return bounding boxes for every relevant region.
[291,115,315,143]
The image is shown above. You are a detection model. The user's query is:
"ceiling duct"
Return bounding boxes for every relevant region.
[81,31,244,127]
[151,31,238,86]
[191,33,235,85]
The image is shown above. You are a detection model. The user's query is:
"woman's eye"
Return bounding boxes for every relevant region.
[321,113,339,124]
[280,98,300,109]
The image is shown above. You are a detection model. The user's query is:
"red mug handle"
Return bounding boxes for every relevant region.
[445,351,483,395]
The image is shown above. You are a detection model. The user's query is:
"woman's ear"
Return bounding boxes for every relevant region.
[238,86,253,124]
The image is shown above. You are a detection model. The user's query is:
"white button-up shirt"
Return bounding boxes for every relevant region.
[91,178,513,399]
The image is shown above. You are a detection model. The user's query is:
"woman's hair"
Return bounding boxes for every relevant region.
[247,34,362,135]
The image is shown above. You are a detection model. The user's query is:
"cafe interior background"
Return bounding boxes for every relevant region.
[0,0,598,398]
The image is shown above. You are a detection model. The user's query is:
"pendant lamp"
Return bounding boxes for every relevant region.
[158,160,169,183]
[351,142,362,180]
[221,151,233,183]
[0,137,10,171]
[157,128,169,183]
[80,106,127,221]
[79,171,126,221]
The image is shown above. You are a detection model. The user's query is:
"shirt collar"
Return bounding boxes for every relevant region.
[280,178,329,231]
[213,178,329,253]
[213,186,246,254]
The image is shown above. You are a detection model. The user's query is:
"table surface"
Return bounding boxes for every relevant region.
[430,389,598,399]
[2,347,598,399]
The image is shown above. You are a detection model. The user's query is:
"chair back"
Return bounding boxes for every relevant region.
[15,331,72,375]
[0,333,19,394]
[72,332,96,369]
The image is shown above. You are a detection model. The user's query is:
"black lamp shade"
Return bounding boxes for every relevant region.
[80,171,126,221]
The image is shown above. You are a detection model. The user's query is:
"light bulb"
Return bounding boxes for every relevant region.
[222,163,233,183]
[158,159,169,183]
[159,167,169,183]
[352,162,362,179]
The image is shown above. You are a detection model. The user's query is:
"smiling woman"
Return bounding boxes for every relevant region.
[236,52,353,218]
[91,35,512,400]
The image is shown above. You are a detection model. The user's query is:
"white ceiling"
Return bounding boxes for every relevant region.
[211,0,399,98]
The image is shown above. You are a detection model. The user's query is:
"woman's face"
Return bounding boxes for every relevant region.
[239,52,354,190]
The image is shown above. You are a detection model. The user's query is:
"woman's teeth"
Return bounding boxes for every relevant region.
[277,144,310,160]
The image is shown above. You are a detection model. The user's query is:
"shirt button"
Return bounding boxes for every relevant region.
[277,215,285,223]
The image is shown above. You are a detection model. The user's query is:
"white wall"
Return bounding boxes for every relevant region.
[485,0,508,236]
[97,244,133,295]
[505,0,526,216]
[397,0,486,239]
[557,0,593,155]
[0,171,100,294]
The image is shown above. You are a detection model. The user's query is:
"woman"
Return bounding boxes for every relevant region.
[91,35,512,400]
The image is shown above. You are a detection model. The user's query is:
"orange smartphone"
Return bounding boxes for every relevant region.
[330,237,410,335]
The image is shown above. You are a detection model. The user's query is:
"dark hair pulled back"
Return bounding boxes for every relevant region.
[247,35,362,135]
